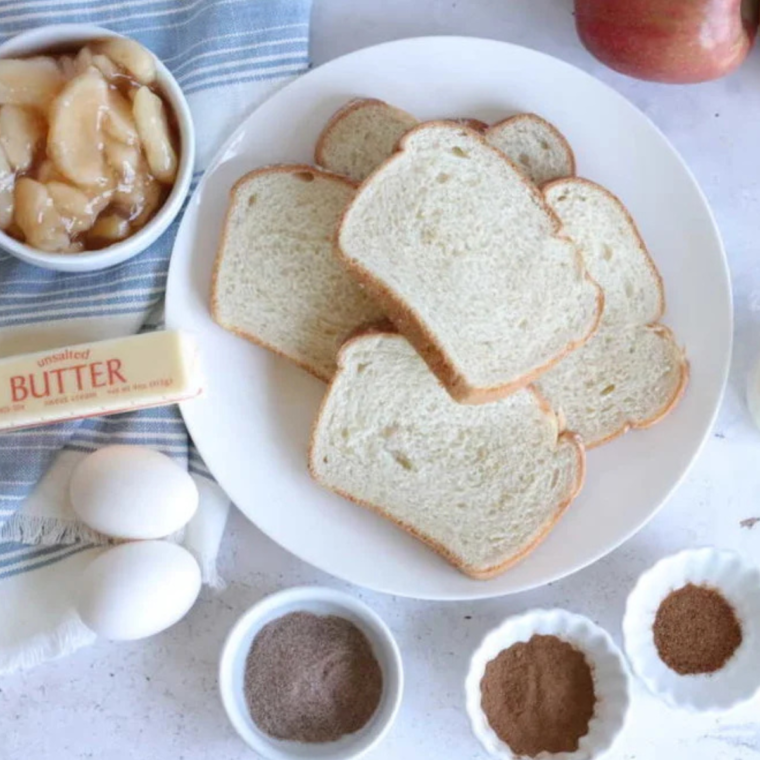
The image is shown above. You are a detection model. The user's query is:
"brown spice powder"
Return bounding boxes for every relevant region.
[244,611,383,743]
[480,634,596,757]
[653,583,742,674]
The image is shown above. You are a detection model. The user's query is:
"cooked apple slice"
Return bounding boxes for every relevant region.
[132,86,177,183]
[105,138,140,188]
[89,212,131,242]
[0,146,15,230]
[14,178,70,251]
[73,47,94,76]
[92,53,120,81]
[113,168,161,221]
[131,178,163,227]
[47,68,110,188]
[94,39,156,85]
[59,56,77,80]
[47,181,102,234]
[105,90,139,145]
[0,105,45,171]
[0,57,65,108]
[110,152,162,226]
[37,159,67,183]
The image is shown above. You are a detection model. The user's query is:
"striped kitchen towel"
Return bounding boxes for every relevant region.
[0,0,312,673]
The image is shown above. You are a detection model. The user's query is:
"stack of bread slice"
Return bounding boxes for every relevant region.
[211,98,688,579]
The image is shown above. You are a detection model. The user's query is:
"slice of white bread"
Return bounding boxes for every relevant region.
[315,98,418,182]
[536,179,688,446]
[211,165,384,381]
[544,178,663,326]
[315,99,574,188]
[485,113,575,186]
[536,324,687,447]
[337,122,603,404]
[309,330,585,579]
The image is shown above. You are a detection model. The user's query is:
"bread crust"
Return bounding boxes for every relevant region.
[542,176,666,320]
[307,329,587,580]
[335,121,604,404]
[540,177,683,447]
[585,324,689,449]
[314,97,418,172]
[487,112,577,181]
[209,164,357,383]
[446,117,489,133]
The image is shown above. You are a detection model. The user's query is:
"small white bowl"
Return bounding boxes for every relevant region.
[219,586,403,760]
[623,547,760,712]
[465,609,630,760]
[0,24,195,272]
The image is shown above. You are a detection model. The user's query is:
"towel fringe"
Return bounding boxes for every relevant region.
[192,548,226,591]
[0,515,188,548]
[0,612,96,675]
[0,514,109,546]
[2,515,223,587]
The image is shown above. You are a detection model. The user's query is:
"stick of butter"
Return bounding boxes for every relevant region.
[0,331,203,432]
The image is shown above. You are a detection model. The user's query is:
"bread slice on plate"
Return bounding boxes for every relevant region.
[337,122,603,404]
[211,165,384,381]
[536,323,687,447]
[316,100,573,189]
[309,330,586,579]
[485,113,575,186]
[315,98,418,182]
[545,178,664,326]
[536,178,688,446]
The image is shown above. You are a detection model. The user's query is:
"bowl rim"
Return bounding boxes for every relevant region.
[0,22,195,272]
[218,585,404,760]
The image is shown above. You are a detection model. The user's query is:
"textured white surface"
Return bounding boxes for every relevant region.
[3,1,760,758]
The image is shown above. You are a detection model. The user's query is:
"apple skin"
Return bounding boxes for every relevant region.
[575,0,760,83]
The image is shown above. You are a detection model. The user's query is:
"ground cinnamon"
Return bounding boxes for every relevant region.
[653,583,742,674]
[480,634,596,757]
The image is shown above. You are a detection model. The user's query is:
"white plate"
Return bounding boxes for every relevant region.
[165,37,731,600]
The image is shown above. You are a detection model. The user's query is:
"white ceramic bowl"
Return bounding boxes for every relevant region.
[623,547,760,712]
[465,609,630,760]
[219,586,403,760]
[0,23,195,272]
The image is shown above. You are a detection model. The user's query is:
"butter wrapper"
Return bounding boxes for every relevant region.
[0,331,203,432]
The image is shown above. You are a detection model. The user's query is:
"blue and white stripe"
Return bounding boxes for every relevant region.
[0,542,92,580]
[0,0,312,580]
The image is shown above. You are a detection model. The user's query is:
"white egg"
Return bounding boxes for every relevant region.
[77,541,201,641]
[69,445,199,539]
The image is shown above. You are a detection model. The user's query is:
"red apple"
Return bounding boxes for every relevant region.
[575,0,760,83]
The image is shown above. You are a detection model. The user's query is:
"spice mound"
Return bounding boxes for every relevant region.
[653,583,742,675]
[480,634,596,757]
[244,611,383,743]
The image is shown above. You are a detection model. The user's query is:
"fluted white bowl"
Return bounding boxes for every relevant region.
[465,608,630,759]
[623,547,760,712]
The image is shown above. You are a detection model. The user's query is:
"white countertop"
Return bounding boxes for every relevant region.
[4,1,760,758]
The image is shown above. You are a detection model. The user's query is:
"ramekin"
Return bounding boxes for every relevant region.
[0,23,195,272]
[465,608,630,760]
[219,586,403,760]
[623,547,760,712]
